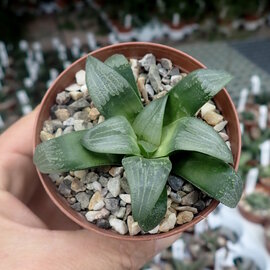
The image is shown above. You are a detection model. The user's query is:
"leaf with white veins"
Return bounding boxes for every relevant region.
[154,117,233,164]
[34,131,120,173]
[122,156,172,231]
[133,95,168,146]
[105,54,139,98]
[86,56,143,122]
[81,116,141,155]
[172,152,243,208]
[164,69,232,125]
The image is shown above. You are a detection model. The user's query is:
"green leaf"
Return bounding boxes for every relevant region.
[34,131,121,174]
[139,187,167,232]
[164,69,232,125]
[122,156,172,231]
[86,56,143,122]
[172,152,243,208]
[138,140,158,157]
[81,116,140,155]
[154,117,233,163]
[133,95,168,146]
[104,54,139,98]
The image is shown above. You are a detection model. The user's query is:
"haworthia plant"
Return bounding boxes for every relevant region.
[34,54,243,232]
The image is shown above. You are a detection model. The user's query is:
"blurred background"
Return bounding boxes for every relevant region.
[0,0,270,269]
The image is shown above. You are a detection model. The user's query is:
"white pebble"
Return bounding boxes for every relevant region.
[75,70,86,85]
[119,194,131,204]
[65,83,81,92]
[109,217,128,235]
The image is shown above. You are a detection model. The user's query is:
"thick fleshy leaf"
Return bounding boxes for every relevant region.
[172,152,243,208]
[104,54,139,98]
[86,56,143,122]
[140,188,167,232]
[138,140,158,157]
[34,131,120,174]
[164,69,232,125]
[154,117,233,163]
[122,156,172,231]
[81,116,140,155]
[133,95,168,146]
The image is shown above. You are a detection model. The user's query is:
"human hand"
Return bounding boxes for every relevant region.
[0,107,179,270]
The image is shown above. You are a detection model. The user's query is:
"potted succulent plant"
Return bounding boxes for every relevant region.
[33,42,242,241]
[259,166,270,192]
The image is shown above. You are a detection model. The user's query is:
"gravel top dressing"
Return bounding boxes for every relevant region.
[39,54,231,235]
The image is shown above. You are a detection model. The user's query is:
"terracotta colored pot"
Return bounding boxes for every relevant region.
[238,184,270,225]
[33,42,241,242]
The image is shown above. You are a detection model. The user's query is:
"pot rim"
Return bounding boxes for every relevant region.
[33,42,241,241]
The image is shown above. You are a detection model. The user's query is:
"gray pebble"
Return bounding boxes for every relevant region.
[63,126,74,134]
[56,91,70,105]
[168,175,184,192]
[105,198,119,211]
[58,182,71,197]
[63,117,75,126]
[99,176,109,187]
[73,111,89,121]
[158,67,167,77]
[75,192,91,209]
[145,84,154,97]
[71,202,81,212]
[96,219,111,229]
[139,53,156,71]
[182,183,194,193]
[148,65,162,93]
[181,191,199,206]
[120,177,130,194]
[194,200,206,211]
[160,58,173,70]
[170,192,182,204]
[168,67,180,76]
[69,98,90,110]
[84,172,99,184]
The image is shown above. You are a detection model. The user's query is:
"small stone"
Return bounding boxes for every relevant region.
[172,206,198,214]
[73,120,85,131]
[145,84,154,97]
[119,194,131,204]
[43,120,57,133]
[181,191,199,206]
[84,172,99,184]
[96,218,111,229]
[85,208,110,222]
[58,182,71,197]
[148,225,159,234]
[137,76,149,104]
[170,192,182,204]
[120,177,130,194]
[203,111,223,126]
[139,53,156,71]
[182,183,194,193]
[105,198,119,211]
[92,181,102,192]
[159,212,177,232]
[149,65,162,93]
[63,126,73,134]
[70,91,83,101]
[56,91,70,105]
[49,173,60,183]
[55,108,70,121]
[55,128,62,137]
[153,91,167,100]
[109,217,128,235]
[194,200,206,211]
[89,107,100,120]
[101,187,108,197]
[74,170,87,179]
[80,84,89,97]
[214,120,228,132]
[127,216,141,236]
[63,117,75,126]
[65,83,81,92]
[75,192,91,209]
[219,132,229,141]
[168,175,184,191]
[226,141,231,150]
[120,200,126,207]
[109,167,124,177]
[71,178,86,193]
[177,211,194,225]
[161,77,171,85]
[158,67,167,77]
[40,131,54,142]
[105,192,114,199]
[88,191,104,211]
[124,205,132,221]
[168,67,180,76]
[200,102,216,117]
[114,207,126,219]
[171,75,182,86]
[167,198,172,208]
[160,58,173,70]
[107,177,121,197]
[130,59,140,81]
[98,115,105,124]
[71,202,81,212]
[75,70,86,85]
[99,176,109,187]
[67,197,76,204]
[69,98,90,110]
[181,73,187,77]
[73,111,89,121]
[162,84,172,91]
